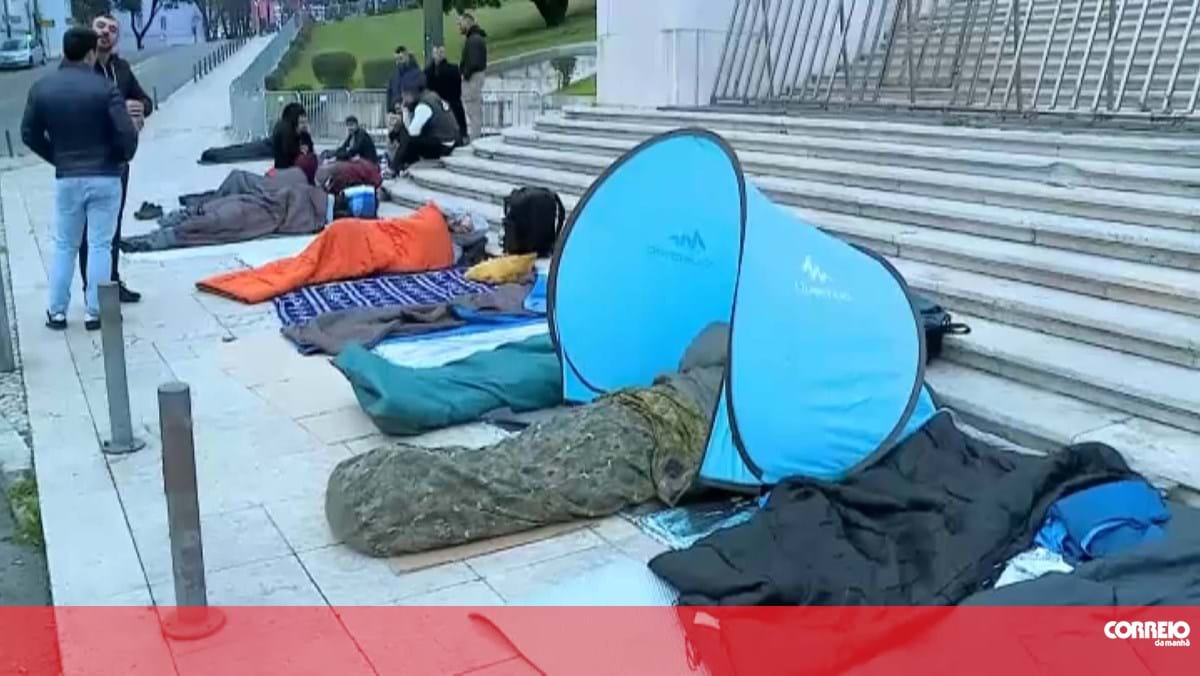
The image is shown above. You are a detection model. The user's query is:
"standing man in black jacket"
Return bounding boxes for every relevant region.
[458,12,488,144]
[80,13,154,304]
[425,45,467,143]
[21,27,139,331]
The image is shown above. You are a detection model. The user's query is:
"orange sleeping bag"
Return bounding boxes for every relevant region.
[197,203,455,304]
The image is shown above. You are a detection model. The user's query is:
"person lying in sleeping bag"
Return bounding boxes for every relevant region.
[196,202,454,304]
[324,322,730,557]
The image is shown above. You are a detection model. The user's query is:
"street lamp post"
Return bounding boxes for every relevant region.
[4,0,12,39]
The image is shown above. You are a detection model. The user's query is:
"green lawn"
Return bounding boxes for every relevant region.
[559,73,595,96]
[284,0,597,89]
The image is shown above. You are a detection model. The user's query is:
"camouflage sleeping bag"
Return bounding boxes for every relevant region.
[325,323,730,556]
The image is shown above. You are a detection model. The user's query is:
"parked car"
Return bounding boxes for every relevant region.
[0,34,47,70]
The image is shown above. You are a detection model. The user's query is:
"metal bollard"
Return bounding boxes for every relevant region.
[4,129,12,158]
[0,274,15,373]
[153,86,159,111]
[157,382,225,640]
[98,283,145,455]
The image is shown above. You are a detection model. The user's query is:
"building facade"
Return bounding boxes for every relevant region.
[596,0,736,108]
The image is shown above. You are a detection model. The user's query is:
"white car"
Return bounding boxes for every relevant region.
[0,34,47,70]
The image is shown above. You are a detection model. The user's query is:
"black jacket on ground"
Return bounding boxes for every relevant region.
[95,54,154,117]
[461,26,488,81]
[334,128,378,164]
[21,63,139,177]
[650,412,1134,606]
[649,413,1137,674]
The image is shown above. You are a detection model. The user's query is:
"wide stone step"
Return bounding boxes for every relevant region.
[944,314,1200,433]
[560,106,1200,165]
[487,134,1200,269]
[499,126,1200,233]
[519,121,1200,198]
[927,361,1200,493]
[409,160,1200,319]
[892,258,1200,367]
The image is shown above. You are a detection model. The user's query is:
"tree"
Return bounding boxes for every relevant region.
[419,0,569,28]
[114,0,173,49]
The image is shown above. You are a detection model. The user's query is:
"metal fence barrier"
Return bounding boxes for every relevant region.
[230,15,303,140]
[264,89,594,141]
[713,0,1200,121]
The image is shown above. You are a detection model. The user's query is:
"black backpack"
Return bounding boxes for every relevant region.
[502,187,565,257]
[912,294,970,363]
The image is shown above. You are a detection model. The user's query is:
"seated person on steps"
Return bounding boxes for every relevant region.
[387,78,459,175]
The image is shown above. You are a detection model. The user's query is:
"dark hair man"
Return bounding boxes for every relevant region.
[425,45,467,143]
[386,45,420,115]
[457,12,488,144]
[315,115,380,188]
[21,27,139,331]
[389,80,459,173]
[79,13,154,304]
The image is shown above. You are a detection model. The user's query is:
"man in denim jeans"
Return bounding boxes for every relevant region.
[21,27,139,331]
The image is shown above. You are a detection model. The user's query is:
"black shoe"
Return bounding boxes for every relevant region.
[118,283,141,304]
[84,315,101,331]
[135,202,163,220]
[45,311,67,331]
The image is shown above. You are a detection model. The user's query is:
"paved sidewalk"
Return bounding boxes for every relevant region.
[1,29,665,675]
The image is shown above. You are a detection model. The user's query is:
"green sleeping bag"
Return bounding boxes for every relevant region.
[332,334,563,435]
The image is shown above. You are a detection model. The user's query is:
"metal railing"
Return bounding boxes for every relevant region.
[713,0,1200,120]
[230,15,303,140]
[264,89,594,141]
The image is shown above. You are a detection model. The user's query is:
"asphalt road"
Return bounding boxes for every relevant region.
[0,41,227,157]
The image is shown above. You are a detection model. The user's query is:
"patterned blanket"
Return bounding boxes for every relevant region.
[272,268,493,328]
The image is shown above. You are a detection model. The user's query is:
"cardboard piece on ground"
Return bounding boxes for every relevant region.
[386,521,597,575]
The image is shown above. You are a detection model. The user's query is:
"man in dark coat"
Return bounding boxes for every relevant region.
[458,12,488,143]
[21,27,138,330]
[315,116,379,188]
[425,45,467,142]
[387,80,460,172]
[385,45,420,115]
[80,13,154,304]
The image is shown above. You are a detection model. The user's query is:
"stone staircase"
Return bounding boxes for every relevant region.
[384,104,1200,497]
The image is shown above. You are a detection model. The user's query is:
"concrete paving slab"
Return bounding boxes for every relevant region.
[149,554,325,606]
[130,504,294,585]
[297,406,379,445]
[482,545,630,603]
[465,528,606,579]
[263,495,340,554]
[399,580,507,605]
[298,545,478,605]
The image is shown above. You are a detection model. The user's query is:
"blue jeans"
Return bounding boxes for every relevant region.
[49,177,122,317]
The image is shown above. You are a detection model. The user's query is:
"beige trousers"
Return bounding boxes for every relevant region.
[463,73,485,140]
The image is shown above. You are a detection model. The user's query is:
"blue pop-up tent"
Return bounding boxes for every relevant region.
[548,129,935,490]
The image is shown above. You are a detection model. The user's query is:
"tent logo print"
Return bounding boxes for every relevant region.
[647,230,714,267]
[669,230,707,252]
[802,256,830,284]
[797,255,852,302]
